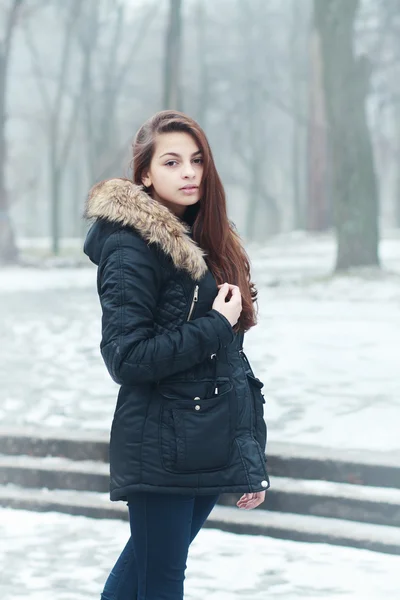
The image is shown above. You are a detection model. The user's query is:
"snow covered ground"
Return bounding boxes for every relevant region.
[0,230,399,453]
[1,506,400,600]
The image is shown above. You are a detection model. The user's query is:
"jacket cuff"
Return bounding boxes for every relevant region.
[207,309,235,347]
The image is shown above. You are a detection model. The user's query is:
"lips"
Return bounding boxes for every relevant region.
[180,185,198,190]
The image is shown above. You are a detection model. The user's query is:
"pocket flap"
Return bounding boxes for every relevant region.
[157,378,232,402]
[246,373,264,389]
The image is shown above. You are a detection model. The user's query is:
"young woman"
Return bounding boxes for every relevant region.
[83,110,269,600]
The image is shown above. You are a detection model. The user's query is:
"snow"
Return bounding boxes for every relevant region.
[244,232,400,454]
[1,232,400,597]
[0,507,399,599]
[0,453,109,474]
[271,476,400,504]
[0,231,399,454]
[0,266,95,292]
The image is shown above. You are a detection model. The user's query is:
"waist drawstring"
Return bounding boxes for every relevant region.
[210,353,218,394]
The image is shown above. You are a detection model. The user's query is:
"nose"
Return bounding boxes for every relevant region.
[181,162,196,179]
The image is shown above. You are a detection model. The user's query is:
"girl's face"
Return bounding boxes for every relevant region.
[142,131,204,218]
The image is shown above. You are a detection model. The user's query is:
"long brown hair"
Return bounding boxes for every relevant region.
[132,110,258,333]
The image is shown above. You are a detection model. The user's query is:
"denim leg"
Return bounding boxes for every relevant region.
[190,494,219,543]
[100,492,219,600]
[128,492,195,600]
[100,536,138,600]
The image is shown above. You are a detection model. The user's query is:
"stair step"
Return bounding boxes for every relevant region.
[0,426,108,462]
[2,454,400,527]
[272,476,400,504]
[0,483,124,519]
[267,441,400,489]
[216,476,400,528]
[1,427,400,488]
[0,427,400,489]
[1,484,400,556]
[263,476,400,527]
[0,454,109,492]
[208,505,400,556]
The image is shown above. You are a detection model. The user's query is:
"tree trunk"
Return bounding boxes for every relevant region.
[163,0,183,110]
[291,0,309,231]
[48,0,82,255]
[50,141,61,255]
[395,101,400,228]
[315,0,380,270]
[0,54,19,263]
[396,147,400,228]
[195,0,208,128]
[0,0,24,264]
[307,26,330,231]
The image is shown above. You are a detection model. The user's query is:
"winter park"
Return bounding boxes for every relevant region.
[1,1,400,599]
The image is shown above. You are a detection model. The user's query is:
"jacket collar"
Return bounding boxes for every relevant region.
[84,178,207,281]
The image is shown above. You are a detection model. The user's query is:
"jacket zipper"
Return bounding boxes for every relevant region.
[186,284,199,321]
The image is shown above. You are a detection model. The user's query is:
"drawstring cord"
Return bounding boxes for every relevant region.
[210,353,218,395]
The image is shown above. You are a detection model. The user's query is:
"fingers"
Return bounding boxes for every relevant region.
[236,493,254,508]
[230,287,242,299]
[236,491,266,510]
[217,283,240,291]
[217,283,241,299]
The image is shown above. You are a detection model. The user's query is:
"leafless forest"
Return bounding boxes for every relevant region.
[1,0,400,270]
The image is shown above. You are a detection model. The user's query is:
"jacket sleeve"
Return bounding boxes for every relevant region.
[98,230,234,386]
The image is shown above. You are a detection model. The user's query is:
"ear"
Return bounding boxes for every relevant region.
[142,171,152,188]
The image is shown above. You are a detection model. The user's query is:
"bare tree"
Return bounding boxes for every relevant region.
[0,0,24,264]
[195,0,209,128]
[163,0,183,110]
[234,0,281,239]
[24,0,84,254]
[79,0,160,185]
[307,23,331,231]
[290,0,310,231]
[315,0,380,270]
[376,0,400,227]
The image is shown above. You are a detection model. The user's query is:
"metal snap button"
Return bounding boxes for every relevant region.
[261,480,268,488]
[193,396,200,401]
[210,353,216,359]
[195,405,201,411]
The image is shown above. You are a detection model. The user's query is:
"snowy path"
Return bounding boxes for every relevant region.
[0,232,399,453]
[1,507,400,599]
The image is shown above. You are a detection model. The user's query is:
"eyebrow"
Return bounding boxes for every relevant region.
[159,150,202,159]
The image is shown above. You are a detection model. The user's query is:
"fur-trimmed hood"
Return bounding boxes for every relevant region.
[83,178,207,280]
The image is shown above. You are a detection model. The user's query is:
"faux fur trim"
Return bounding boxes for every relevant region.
[84,178,208,281]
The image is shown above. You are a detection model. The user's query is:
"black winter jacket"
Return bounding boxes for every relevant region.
[83,178,270,501]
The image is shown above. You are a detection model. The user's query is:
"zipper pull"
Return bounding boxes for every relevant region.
[187,284,199,321]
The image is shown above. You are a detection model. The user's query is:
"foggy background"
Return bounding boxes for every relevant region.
[1,1,400,599]
[1,0,399,262]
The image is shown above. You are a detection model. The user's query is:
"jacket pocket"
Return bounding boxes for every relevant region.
[246,373,267,452]
[158,378,234,473]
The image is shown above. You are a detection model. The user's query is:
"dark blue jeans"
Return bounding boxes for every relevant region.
[100,492,219,600]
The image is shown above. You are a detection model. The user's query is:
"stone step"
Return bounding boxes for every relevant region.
[0,484,400,556]
[1,427,399,489]
[0,453,109,492]
[221,476,400,528]
[0,426,108,462]
[267,441,400,489]
[1,454,400,528]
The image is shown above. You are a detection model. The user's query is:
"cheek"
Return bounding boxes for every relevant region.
[151,169,175,197]
[152,169,167,187]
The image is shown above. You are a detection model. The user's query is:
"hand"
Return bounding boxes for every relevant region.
[212,283,242,327]
[236,491,266,510]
